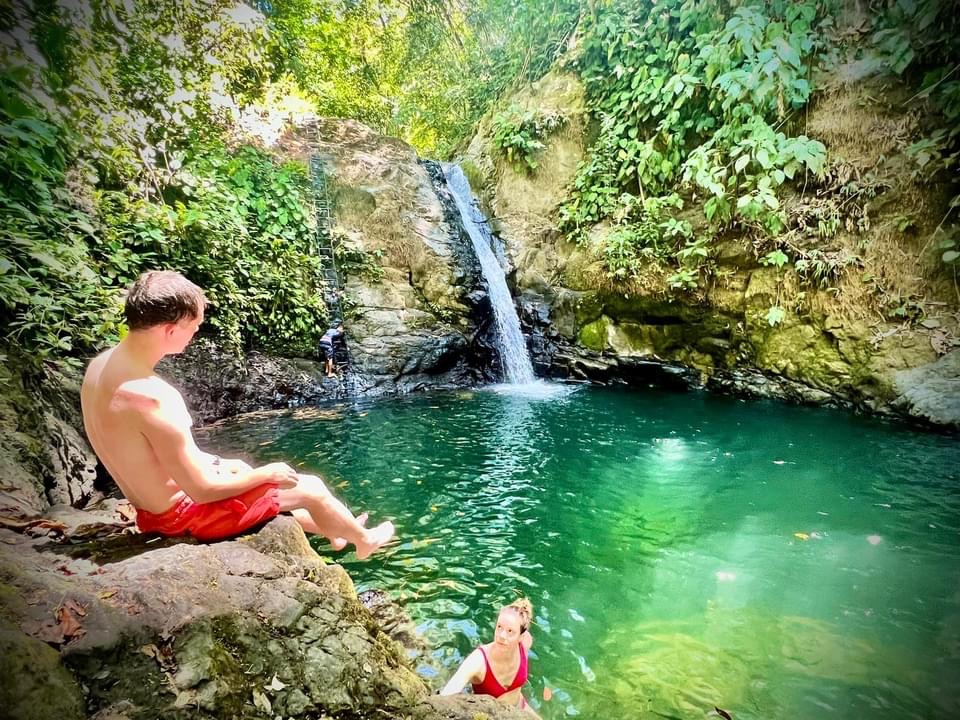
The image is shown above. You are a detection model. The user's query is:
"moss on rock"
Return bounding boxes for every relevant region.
[579,317,609,351]
[0,619,84,720]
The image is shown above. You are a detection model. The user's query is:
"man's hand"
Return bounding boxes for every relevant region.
[254,462,299,489]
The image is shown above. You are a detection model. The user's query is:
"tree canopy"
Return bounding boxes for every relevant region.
[1,0,957,365]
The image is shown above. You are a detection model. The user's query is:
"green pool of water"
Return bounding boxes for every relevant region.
[203,385,960,719]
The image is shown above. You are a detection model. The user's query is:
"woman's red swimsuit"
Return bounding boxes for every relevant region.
[471,644,528,698]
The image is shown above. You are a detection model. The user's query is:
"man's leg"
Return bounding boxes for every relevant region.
[276,474,394,559]
[297,510,368,551]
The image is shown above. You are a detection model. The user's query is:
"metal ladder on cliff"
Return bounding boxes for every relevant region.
[309,154,366,393]
[309,155,344,323]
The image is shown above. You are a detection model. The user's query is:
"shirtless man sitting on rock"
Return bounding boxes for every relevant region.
[81,269,394,558]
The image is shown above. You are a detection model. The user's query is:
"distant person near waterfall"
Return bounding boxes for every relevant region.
[440,598,540,716]
[318,321,344,377]
[80,270,394,557]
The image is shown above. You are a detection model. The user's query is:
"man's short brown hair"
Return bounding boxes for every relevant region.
[124,270,206,330]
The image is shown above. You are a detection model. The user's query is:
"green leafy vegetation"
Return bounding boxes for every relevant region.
[871,0,960,275]
[3,0,959,372]
[97,144,329,356]
[1,0,588,367]
[333,231,386,284]
[491,106,567,172]
[552,0,958,320]
[560,0,831,286]
[1,1,329,365]
[379,0,582,155]
[0,68,120,360]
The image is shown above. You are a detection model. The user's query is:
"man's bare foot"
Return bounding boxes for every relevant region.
[354,521,395,560]
[330,512,368,551]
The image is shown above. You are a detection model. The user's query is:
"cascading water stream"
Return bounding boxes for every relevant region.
[443,164,536,385]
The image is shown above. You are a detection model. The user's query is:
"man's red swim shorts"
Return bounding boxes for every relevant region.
[134,483,281,542]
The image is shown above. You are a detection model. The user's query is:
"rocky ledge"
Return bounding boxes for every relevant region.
[0,510,526,720]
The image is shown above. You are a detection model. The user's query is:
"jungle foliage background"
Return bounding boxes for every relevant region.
[1,0,957,368]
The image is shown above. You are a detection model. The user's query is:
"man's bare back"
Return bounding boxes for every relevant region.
[79,270,394,557]
[82,346,195,513]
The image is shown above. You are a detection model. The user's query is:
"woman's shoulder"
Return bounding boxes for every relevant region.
[463,646,489,680]
[474,643,494,660]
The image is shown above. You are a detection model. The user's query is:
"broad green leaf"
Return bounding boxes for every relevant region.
[765,305,786,326]
[774,37,802,68]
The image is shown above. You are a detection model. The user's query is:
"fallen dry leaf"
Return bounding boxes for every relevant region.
[24,519,68,538]
[252,689,271,713]
[63,598,87,617]
[141,637,178,672]
[0,515,33,531]
[930,329,953,355]
[0,516,68,537]
[55,602,86,641]
[174,690,197,709]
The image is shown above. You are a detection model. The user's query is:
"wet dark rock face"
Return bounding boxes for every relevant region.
[517,290,959,429]
[158,337,339,425]
[0,353,101,516]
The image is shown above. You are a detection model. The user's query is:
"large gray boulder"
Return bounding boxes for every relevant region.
[893,350,960,429]
[277,118,488,396]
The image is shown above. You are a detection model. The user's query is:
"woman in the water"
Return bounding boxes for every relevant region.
[440,598,539,716]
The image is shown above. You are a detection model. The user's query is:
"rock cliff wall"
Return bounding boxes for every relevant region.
[462,67,960,430]
[156,118,502,424]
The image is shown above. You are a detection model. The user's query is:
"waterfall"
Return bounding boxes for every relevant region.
[443,164,537,385]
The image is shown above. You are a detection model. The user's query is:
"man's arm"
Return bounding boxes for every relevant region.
[138,387,295,502]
